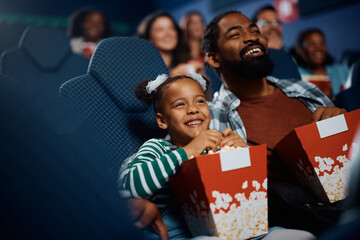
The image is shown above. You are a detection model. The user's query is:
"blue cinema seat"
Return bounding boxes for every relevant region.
[335,59,360,111]
[205,48,301,96]
[59,37,168,172]
[0,22,27,54]
[0,25,89,109]
[0,82,142,239]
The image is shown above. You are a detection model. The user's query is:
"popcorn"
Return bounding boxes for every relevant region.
[210,180,268,240]
[313,155,351,202]
[170,144,268,240]
[208,145,244,155]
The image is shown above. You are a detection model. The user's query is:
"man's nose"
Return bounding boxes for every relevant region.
[243,30,258,43]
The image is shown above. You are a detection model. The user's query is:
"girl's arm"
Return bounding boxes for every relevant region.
[120,139,188,199]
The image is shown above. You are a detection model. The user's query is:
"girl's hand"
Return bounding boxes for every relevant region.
[220,128,247,148]
[183,129,222,157]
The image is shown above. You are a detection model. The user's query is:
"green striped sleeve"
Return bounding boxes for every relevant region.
[121,139,188,198]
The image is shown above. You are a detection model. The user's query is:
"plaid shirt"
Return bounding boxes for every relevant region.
[208,76,334,142]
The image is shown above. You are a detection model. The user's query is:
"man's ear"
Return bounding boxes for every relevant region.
[206,52,221,69]
[156,113,168,129]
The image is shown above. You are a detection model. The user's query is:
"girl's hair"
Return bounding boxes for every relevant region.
[67,8,112,39]
[136,11,188,68]
[135,75,208,113]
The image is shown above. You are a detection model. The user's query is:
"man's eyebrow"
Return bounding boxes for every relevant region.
[225,23,259,35]
[225,25,242,35]
[249,23,259,29]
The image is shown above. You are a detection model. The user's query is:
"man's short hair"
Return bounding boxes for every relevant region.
[252,5,276,23]
[202,10,241,54]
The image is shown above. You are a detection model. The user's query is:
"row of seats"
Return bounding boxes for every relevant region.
[2,24,358,171]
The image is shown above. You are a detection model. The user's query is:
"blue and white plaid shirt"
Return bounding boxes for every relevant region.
[208,76,334,142]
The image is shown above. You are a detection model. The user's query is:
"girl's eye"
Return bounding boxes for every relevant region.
[175,102,185,107]
[196,99,205,104]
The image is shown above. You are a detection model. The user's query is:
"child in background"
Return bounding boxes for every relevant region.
[119,73,246,239]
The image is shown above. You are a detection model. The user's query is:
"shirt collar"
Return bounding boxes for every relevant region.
[215,75,314,109]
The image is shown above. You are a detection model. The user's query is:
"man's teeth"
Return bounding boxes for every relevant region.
[186,120,201,126]
[245,48,262,56]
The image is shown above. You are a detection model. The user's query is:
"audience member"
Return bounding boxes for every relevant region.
[252,5,283,50]
[203,10,346,234]
[137,11,203,76]
[119,73,316,239]
[68,8,112,59]
[180,11,206,62]
[291,28,350,99]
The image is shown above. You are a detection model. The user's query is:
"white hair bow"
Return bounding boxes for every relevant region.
[146,74,169,94]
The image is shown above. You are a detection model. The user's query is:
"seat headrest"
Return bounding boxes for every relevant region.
[19,26,71,71]
[88,37,169,113]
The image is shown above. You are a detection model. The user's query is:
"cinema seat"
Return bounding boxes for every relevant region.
[0,25,88,110]
[60,37,168,171]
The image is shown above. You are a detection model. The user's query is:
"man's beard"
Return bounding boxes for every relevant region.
[221,51,274,79]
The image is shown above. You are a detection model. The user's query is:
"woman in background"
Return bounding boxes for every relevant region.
[68,8,112,59]
[291,28,349,100]
[137,11,203,76]
[180,11,206,63]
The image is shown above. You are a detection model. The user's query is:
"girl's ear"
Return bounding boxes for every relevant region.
[156,113,168,129]
[206,52,221,69]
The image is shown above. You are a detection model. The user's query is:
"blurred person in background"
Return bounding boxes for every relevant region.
[180,11,206,63]
[137,11,203,76]
[291,28,350,100]
[68,8,112,59]
[252,5,283,50]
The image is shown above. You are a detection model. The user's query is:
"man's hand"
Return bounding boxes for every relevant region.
[128,198,169,240]
[220,128,247,148]
[311,106,347,123]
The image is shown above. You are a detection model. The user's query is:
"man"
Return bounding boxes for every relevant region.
[252,5,283,50]
[202,10,346,233]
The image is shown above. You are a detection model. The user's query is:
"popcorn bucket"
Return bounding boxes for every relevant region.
[303,75,332,98]
[169,144,268,240]
[274,109,360,203]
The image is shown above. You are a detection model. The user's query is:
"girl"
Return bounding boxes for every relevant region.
[120,73,245,239]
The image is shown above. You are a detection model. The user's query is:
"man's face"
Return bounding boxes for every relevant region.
[256,10,283,49]
[214,13,273,79]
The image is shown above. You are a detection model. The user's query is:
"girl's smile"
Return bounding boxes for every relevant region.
[156,78,210,147]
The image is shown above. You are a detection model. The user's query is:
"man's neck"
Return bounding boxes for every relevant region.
[221,73,276,100]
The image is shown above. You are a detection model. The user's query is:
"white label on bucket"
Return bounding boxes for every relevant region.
[220,148,251,172]
[316,114,348,139]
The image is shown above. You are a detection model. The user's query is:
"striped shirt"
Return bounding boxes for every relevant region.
[208,76,334,142]
[119,138,188,209]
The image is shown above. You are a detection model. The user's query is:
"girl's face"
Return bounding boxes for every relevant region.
[149,16,178,52]
[187,14,204,40]
[82,12,105,42]
[157,78,210,147]
[302,32,327,67]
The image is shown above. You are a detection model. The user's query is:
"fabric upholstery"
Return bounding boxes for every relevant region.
[335,59,360,111]
[0,25,89,111]
[19,26,71,71]
[0,84,142,239]
[60,37,168,171]
[0,22,27,54]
